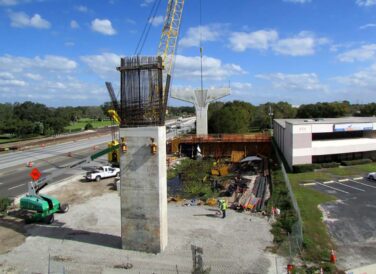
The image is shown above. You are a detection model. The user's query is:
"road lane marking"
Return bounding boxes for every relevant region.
[338,179,349,182]
[348,179,376,189]
[315,181,349,194]
[323,180,335,184]
[335,182,365,192]
[353,177,363,180]
[302,182,316,186]
[8,184,25,190]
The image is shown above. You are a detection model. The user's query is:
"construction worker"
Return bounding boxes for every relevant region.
[219,199,227,219]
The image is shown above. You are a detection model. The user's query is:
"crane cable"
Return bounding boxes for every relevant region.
[199,0,204,92]
[134,0,162,56]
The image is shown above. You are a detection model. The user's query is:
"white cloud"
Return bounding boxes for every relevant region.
[75,5,89,12]
[149,15,164,27]
[356,0,376,6]
[70,20,79,29]
[0,0,18,5]
[174,54,246,80]
[230,82,252,96]
[229,30,328,56]
[337,44,376,62]
[359,23,376,29]
[283,0,312,3]
[80,52,121,79]
[229,30,278,52]
[141,0,154,7]
[0,55,77,72]
[256,72,326,91]
[335,63,376,88]
[91,18,116,35]
[64,42,75,47]
[0,54,105,105]
[273,31,328,56]
[9,11,51,29]
[180,24,224,48]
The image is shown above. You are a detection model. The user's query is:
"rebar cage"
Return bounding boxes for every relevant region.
[118,56,168,127]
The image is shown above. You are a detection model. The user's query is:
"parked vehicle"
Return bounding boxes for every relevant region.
[86,166,120,182]
[367,172,376,180]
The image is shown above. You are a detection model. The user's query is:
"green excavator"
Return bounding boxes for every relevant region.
[20,144,120,224]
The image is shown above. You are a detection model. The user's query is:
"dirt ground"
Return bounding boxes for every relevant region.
[0,176,286,273]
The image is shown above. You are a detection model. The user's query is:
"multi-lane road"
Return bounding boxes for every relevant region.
[0,117,196,198]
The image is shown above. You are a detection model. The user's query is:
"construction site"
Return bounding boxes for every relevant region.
[3,1,376,274]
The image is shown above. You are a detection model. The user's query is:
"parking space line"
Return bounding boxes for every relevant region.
[353,177,363,180]
[302,182,316,186]
[335,182,365,192]
[348,179,376,189]
[338,179,349,182]
[315,181,349,194]
[8,184,24,190]
[323,180,335,184]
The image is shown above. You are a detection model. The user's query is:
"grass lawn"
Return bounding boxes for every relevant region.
[288,162,376,262]
[65,119,113,131]
[0,137,21,144]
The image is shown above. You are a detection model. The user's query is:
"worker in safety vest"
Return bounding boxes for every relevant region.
[219,199,228,219]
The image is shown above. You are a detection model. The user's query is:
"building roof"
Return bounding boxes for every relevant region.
[274,117,376,128]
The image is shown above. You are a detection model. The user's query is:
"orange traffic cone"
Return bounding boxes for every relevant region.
[330,249,336,264]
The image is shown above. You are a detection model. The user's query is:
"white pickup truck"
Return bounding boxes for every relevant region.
[86,166,120,182]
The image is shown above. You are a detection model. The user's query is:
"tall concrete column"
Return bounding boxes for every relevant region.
[120,126,167,253]
[171,88,230,135]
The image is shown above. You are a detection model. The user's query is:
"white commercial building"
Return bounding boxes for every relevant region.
[273,117,376,169]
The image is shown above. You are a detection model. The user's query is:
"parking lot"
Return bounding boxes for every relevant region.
[302,177,376,270]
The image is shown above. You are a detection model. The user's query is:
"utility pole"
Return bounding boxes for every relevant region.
[268,105,273,136]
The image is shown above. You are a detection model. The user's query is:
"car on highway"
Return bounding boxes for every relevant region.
[86,166,120,182]
[367,172,376,180]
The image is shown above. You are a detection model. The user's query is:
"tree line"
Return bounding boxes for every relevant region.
[0,101,107,137]
[208,100,376,134]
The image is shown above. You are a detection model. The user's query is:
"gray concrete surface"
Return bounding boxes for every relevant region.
[0,191,285,274]
[309,177,376,270]
[120,126,167,253]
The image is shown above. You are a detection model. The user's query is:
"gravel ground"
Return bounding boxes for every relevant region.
[0,178,285,274]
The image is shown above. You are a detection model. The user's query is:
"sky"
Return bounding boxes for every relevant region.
[0,0,376,107]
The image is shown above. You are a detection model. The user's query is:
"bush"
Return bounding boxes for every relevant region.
[84,123,94,130]
[293,164,321,173]
[341,158,372,166]
[0,197,12,213]
[321,162,340,168]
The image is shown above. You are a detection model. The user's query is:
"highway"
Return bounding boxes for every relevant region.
[0,117,196,198]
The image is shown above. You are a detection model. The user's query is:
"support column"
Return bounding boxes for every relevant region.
[120,126,167,253]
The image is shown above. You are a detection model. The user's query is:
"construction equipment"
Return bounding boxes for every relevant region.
[19,144,120,224]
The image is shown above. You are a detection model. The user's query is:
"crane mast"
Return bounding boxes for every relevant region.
[157,0,185,77]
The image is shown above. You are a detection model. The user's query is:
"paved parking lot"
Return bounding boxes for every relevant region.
[303,177,376,270]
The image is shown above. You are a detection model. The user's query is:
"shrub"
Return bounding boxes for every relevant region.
[321,162,340,168]
[293,164,321,173]
[341,158,372,166]
[84,123,94,130]
[0,197,12,213]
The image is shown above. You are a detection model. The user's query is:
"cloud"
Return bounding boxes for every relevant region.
[273,31,328,56]
[0,54,77,71]
[337,44,376,62]
[149,15,164,27]
[283,0,312,3]
[91,19,116,35]
[229,29,328,56]
[174,54,246,80]
[9,11,51,29]
[75,5,89,12]
[80,52,120,79]
[356,0,376,6]
[230,82,252,96]
[140,0,154,7]
[229,30,278,52]
[64,42,75,47]
[179,24,224,48]
[359,23,376,29]
[335,63,376,88]
[0,0,18,5]
[70,20,79,29]
[0,54,103,105]
[256,72,326,91]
